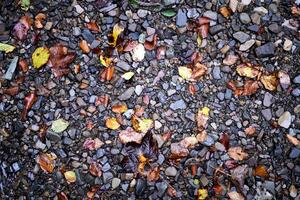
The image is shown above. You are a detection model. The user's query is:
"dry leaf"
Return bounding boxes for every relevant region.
[228,147,248,160]
[198,24,209,38]
[118,127,145,144]
[260,74,278,91]
[228,80,260,96]
[32,47,50,69]
[79,40,90,53]
[21,92,37,120]
[198,188,208,200]
[3,86,19,96]
[286,134,300,146]
[192,63,207,80]
[144,34,158,51]
[121,72,135,80]
[147,166,160,182]
[123,40,138,52]
[167,186,177,197]
[219,7,232,18]
[178,66,192,80]
[89,162,102,177]
[253,165,269,178]
[35,13,46,29]
[112,104,128,114]
[100,66,115,81]
[236,63,260,78]
[86,21,100,33]
[64,171,76,183]
[223,55,238,66]
[13,15,32,40]
[19,58,29,72]
[132,116,153,133]
[51,118,69,133]
[196,130,208,143]
[99,54,111,67]
[83,138,104,151]
[0,43,16,53]
[170,142,189,158]
[220,133,230,150]
[37,153,57,173]
[291,6,300,16]
[156,46,166,60]
[57,191,68,200]
[108,23,124,47]
[245,126,256,136]
[196,107,210,129]
[106,117,120,130]
[228,191,245,200]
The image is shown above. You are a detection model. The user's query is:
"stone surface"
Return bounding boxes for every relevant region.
[255,42,275,58]
[278,111,292,128]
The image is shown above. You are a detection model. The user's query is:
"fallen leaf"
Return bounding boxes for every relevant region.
[144,34,158,51]
[100,66,115,81]
[86,21,100,33]
[0,43,16,53]
[253,165,269,178]
[156,46,166,59]
[13,15,32,40]
[147,166,160,182]
[119,127,146,144]
[161,9,176,17]
[21,92,37,120]
[3,86,19,96]
[106,117,120,130]
[57,191,68,200]
[89,162,102,177]
[198,17,210,25]
[112,104,128,114]
[137,154,149,175]
[95,95,109,107]
[79,40,90,53]
[188,83,196,95]
[18,58,28,72]
[192,63,207,80]
[196,107,210,129]
[132,116,153,133]
[32,47,50,69]
[83,138,104,151]
[178,66,192,80]
[197,32,202,47]
[122,72,135,80]
[236,63,260,78]
[260,74,278,91]
[170,142,189,159]
[36,152,57,173]
[167,186,177,197]
[291,6,300,16]
[21,0,30,11]
[198,24,209,38]
[228,191,245,200]
[196,130,207,143]
[131,43,145,61]
[220,133,230,150]
[228,80,260,96]
[108,23,124,47]
[219,7,232,18]
[286,134,300,146]
[231,164,248,186]
[64,171,76,183]
[228,147,248,160]
[86,185,100,199]
[51,119,69,133]
[198,188,208,200]
[99,54,111,67]
[35,13,46,29]
[223,55,238,65]
[245,126,256,136]
[123,40,138,52]
[213,184,224,196]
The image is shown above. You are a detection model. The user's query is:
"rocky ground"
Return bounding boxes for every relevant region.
[0,0,300,199]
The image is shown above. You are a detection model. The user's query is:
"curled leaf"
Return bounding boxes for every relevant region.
[144,34,158,51]
[119,127,145,144]
[112,104,128,114]
[64,171,76,183]
[228,80,260,96]
[86,21,100,33]
[192,63,207,80]
[21,92,37,120]
[228,147,248,161]
[32,47,50,69]
[35,13,46,29]
[178,66,192,80]
[106,117,120,130]
[0,43,16,53]
[89,162,102,177]
[132,116,153,133]
[36,152,57,173]
[147,166,160,182]
[79,40,90,54]
[13,15,32,40]
[100,66,115,81]
[108,23,124,47]
[260,73,278,91]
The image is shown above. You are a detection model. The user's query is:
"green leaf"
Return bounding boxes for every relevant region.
[161,9,176,17]
[0,43,16,53]
[21,0,30,11]
[32,47,50,69]
[51,119,69,133]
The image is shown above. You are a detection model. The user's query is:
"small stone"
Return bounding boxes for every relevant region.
[82,29,95,44]
[289,148,300,159]
[176,9,187,27]
[278,111,292,128]
[283,39,293,51]
[261,109,272,121]
[103,172,113,183]
[156,182,168,197]
[132,44,145,61]
[187,8,199,19]
[47,131,61,142]
[200,176,209,186]
[294,75,300,84]
[73,27,81,36]
[263,92,273,107]
[203,11,218,21]
[165,166,177,176]
[241,0,251,5]
[35,140,46,150]
[154,120,162,129]
[254,7,268,15]
[44,22,53,30]
[135,85,143,96]
[255,42,275,58]
[209,25,224,35]
[137,9,148,18]
[12,162,20,172]
[74,5,84,14]
[118,87,135,100]
[76,97,86,107]
[229,0,239,12]
[292,88,300,97]
[170,99,186,110]
[112,178,121,189]
[116,60,130,71]
[212,66,221,79]
[240,13,251,24]
[233,31,250,43]
[239,39,255,51]
[146,27,155,35]
[4,56,18,80]
[268,23,281,33]
[135,178,146,196]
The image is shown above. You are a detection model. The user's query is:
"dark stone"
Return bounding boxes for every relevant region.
[209,25,224,35]
[176,9,187,27]
[82,29,95,44]
[135,178,147,196]
[255,42,275,58]
[289,148,300,159]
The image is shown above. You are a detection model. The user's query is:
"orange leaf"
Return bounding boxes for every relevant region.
[86,21,100,33]
[105,117,120,130]
[79,40,90,54]
[144,34,158,51]
[3,86,19,96]
[228,147,248,160]
[19,58,29,72]
[21,92,37,120]
[245,126,256,136]
[35,13,46,29]
[188,83,196,95]
[112,104,128,114]
[286,134,300,146]
[89,162,102,177]
[219,7,232,18]
[100,66,115,81]
[147,167,160,182]
[37,153,56,173]
[253,165,269,178]
[192,63,207,80]
[260,73,278,91]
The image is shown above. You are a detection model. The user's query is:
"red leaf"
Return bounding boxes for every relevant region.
[89,162,102,177]
[86,21,100,33]
[57,192,68,200]
[83,138,104,151]
[13,15,32,40]
[156,46,166,60]
[220,133,230,150]
[198,24,209,38]
[19,58,28,72]
[144,34,158,51]
[198,17,210,25]
[21,92,37,120]
[188,84,196,95]
[147,166,160,182]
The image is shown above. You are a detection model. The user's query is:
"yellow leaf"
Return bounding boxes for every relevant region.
[112,104,128,114]
[0,43,16,53]
[122,72,135,80]
[64,171,76,183]
[108,23,124,47]
[260,74,278,91]
[198,189,208,200]
[178,66,192,80]
[236,64,260,78]
[105,117,120,130]
[132,116,153,133]
[32,47,50,69]
[198,107,210,116]
[197,33,202,47]
[100,54,111,67]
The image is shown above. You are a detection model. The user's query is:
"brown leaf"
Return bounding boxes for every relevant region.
[196,130,207,143]
[228,191,245,200]
[286,134,300,146]
[253,165,269,178]
[220,133,230,150]
[223,55,239,66]
[57,192,68,200]
[95,95,109,107]
[112,104,128,114]
[83,138,104,151]
[100,66,115,81]
[19,58,29,72]
[89,162,102,177]
[36,153,56,173]
[291,6,300,16]
[228,147,248,160]
[195,107,209,130]
[144,34,158,51]
[156,46,166,60]
[35,13,46,29]
[198,24,209,38]
[105,117,120,130]
[21,92,37,120]
[213,184,224,196]
[119,127,146,144]
[3,86,19,96]
[236,63,260,78]
[228,80,260,96]
[123,40,138,52]
[170,142,189,159]
[38,123,48,141]
[79,40,90,54]
[198,17,210,25]
[260,74,278,91]
[13,15,32,40]
[86,185,100,199]
[188,83,196,95]
[192,63,207,80]
[167,186,177,197]
[245,126,256,136]
[219,7,232,18]
[86,21,100,33]
[147,166,160,182]
[191,164,197,176]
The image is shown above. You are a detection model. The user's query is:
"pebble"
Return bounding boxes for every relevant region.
[176,9,187,27]
[255,42,275,58]
[4,56,18,80]
[268,23,281,34]
[229,0,238,12]
[137,9,148,18]
[239,39,255,51]
[240,13,251,24]
[116,60,131,71]
[165,166,177,176]
[135,85,143,96]
[74,5,84,14]
[82,29,95,44]
[156,182,168,197]
[241,0,251,5]
[135,178,146,196]
[118,87,135,100]
[263,92,273,107]
[261,109,272,121]
[293,75,300,84]
[170,99,187,110]
[292,88,300,97]
[112,178,121,189]
[289,148,300,159]
[103,172,113,183]
[254,7,268,15]
[209,25,224,35]
[46,131,61,142]
[289,185,298,197]
[233,31,250,43]
[35,140,46,150]
[212,66,221,79]
[278,111,292,128]
[203,11,218,21]
[283,39,293,51]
